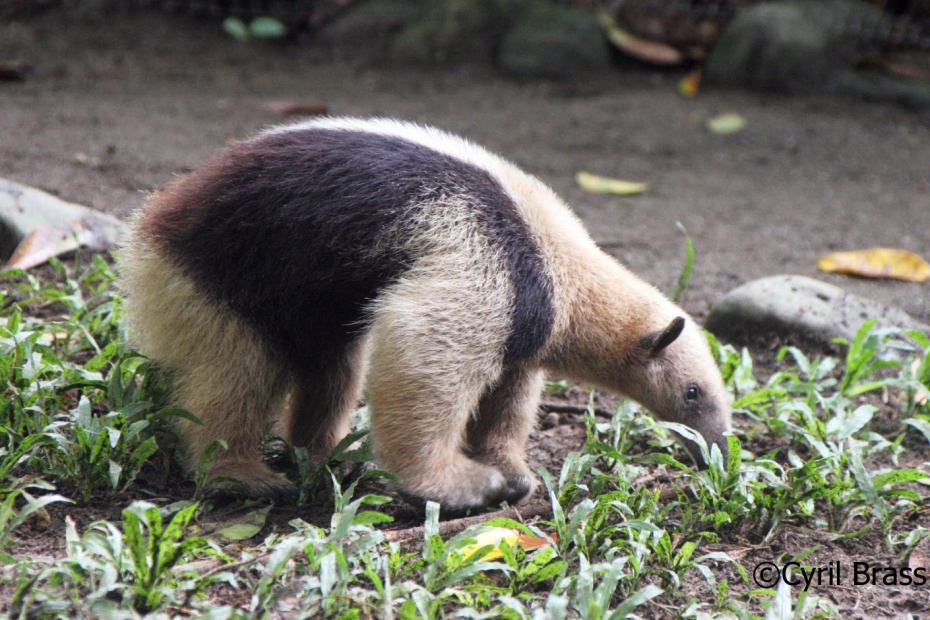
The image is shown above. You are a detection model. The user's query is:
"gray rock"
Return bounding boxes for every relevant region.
[705,275,930,349]
[704,0,930,107]
[497,1,611,79]
[314,0,421,62]
[390,0,515,65]
[0,177,125,262]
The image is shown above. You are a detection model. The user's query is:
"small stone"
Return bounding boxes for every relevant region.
[705,275,930,350]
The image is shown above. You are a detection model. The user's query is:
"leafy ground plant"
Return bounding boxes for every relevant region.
[0,257,185,503]
[0,256,929,619]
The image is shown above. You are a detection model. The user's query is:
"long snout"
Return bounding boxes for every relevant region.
[670,405,732,469]
[680,428,730,469]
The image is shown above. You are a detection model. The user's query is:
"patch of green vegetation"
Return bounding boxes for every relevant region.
[0,256,928,618]
[0,257,183,504]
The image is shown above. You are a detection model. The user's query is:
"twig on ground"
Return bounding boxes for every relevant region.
[539,402,614,419]
[200,551,272,581]
[382,498,552,543]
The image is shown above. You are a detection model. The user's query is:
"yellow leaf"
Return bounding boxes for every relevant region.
[678,69,701,98]
[596,11,683,65]
[575,171,648,196]
[458,528,519,561]
[706,113,746,134]
[817,248,930,282]
[457,527,555,561]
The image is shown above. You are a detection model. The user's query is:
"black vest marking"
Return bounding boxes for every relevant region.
[153,127,553,367]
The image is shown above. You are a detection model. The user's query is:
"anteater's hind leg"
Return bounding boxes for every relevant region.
[169,334,293,497]
[467,367,543,500]
[121,247,294,498]
[283,339,368,462]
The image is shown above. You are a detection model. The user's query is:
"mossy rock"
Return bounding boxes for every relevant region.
[315,0,421,60]
[390,0,516,64]
[497,1,610,79]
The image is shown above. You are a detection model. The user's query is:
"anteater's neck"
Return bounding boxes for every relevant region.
[539,240,669,391]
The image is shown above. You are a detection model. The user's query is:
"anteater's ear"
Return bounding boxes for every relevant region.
[642,316,686,357]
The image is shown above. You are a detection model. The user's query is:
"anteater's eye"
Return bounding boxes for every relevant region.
[685,384,701,402]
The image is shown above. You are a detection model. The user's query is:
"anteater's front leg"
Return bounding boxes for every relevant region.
[365,288,525,513]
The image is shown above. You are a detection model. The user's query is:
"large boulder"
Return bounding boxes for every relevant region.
[390,0,515,64]
[497,1,611,79]
[313,0,421,62]
[705,0,930,107]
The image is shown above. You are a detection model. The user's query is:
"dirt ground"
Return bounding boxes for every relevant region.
[2,7,930,617]
[3,8,930,323]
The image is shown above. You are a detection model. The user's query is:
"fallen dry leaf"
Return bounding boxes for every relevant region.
[575,171,648,196]
[879,60,930,81]
[597,11,683,65]
[38,332,70,344]
[265,100,329,116]
[457,527,555,561]
[817,247,930,282]
[678,69,701,98]
[4,222,99,271]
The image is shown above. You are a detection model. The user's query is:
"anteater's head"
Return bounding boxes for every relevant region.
[620,315,732,467]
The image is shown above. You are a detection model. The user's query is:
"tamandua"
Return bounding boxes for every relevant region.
[120,117,732,512]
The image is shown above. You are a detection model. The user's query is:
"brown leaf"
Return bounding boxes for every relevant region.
[265,100,329,116]
[880,60,930,81]
[4,220,114,271]
[516,531,557,549]
[597,11,684,65]
[817,248,930,282]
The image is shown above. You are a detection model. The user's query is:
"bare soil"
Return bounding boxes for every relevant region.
[2,7,930,617]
